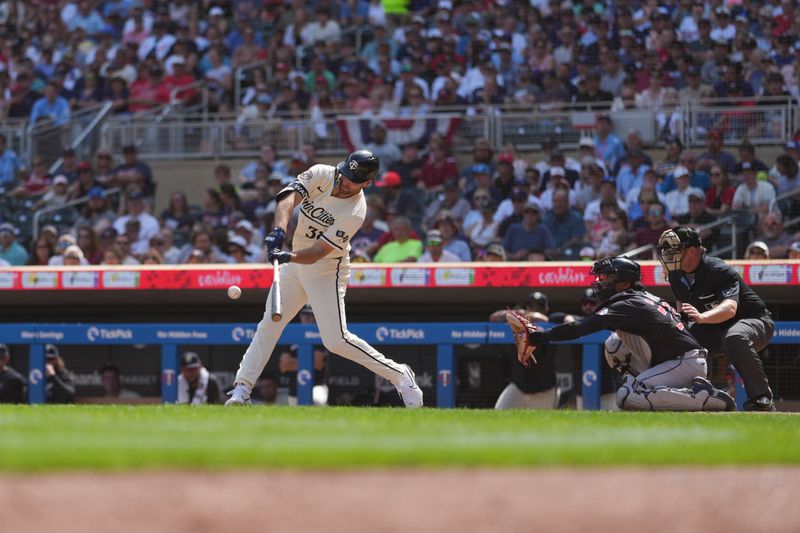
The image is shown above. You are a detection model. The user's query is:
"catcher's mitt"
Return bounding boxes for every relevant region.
[506,310,539,367]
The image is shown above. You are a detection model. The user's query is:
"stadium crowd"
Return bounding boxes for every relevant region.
[1,0,800,266]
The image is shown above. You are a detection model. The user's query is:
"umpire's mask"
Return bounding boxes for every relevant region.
[657,227,702,272]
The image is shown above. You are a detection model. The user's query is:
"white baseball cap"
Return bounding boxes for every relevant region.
[673,166,690,178]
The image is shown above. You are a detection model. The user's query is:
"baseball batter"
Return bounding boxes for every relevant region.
[226,150,423,408]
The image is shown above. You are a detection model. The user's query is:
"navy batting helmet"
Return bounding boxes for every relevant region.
[336,150,380,184]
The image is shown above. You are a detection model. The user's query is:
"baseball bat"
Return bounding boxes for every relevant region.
[270,259,282,322]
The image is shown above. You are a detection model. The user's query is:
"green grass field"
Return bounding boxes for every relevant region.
[0,406,798,471]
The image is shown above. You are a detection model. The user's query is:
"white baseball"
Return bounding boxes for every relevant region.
[227,285,242,300]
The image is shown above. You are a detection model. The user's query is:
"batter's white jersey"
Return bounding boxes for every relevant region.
[280,164,366,258]
[233,163,416,395]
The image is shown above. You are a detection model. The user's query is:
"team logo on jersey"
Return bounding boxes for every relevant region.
[300,198,336,226]
[336,230,349,242]
[349,160,359,170]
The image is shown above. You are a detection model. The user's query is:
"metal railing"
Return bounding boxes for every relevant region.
[32,187,122,238]
[47,102,114,175]
[771,187,800,230]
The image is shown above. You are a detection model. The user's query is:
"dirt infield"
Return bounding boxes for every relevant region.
[3,468,797,533]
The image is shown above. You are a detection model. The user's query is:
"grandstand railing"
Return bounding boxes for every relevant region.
[47,102,114,175]
[0,119,29,163]
[96,97,798,160]
[32,187,122,239]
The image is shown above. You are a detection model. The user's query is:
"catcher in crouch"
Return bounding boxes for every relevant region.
[507,256,735,411]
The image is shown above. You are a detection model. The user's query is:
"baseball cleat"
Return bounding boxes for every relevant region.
[395,364,423,408]
[224,385,252,406]
[743,395,776,412]
[691,377,735,411]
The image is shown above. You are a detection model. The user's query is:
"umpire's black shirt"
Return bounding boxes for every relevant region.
[537,286,703,368]
[0,366,26,403]
[667,254,767,328]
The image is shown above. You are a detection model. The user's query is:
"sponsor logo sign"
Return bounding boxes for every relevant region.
[536,266,590,286]
[0,272,15,289]
[375,327,425,342]
[230,327,254,342]
[21,271,58,289]
[748,264,792,284]
[154,329,210,340]
[87,327,134,342]
[102,271,140,288]
[196,271,243,288]
[437,369,452,387]
[434,268,474,286]
[390,268,428,287]
[62,271,99,289]
[29,368,43,386]
[582,369,598,387]
[19,330,64,341]
[450,329,487,341]
[349,268,386,287]
[297,369,312,386]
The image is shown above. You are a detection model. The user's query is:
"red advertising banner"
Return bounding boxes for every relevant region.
[1,262,799,291]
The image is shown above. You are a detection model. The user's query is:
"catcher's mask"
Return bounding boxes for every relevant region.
[657,226,702,272]
[590,256,641,302]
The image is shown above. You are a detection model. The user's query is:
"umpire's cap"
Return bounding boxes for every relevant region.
[671,226,703,248]
[45,344,59,358]
[337,150,380,184]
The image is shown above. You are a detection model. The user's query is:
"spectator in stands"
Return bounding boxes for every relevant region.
[698,130,737,175]
[160,191,197,236]
[373,216,422,263]
[482,242,506,262]
[226,235,251,264]
[503,203,555,261]
[0,344,25,404]
[45,344,75,404]
[68,163,98,200]
[93,147,116,186]
[542,189,586,253]
[76,225,102,265]
[418,229,461,263]
[74,187,116,235]
[497,189,529,239]
[423,180,470,230]
[659,151,710,194]
[11,156,51,199]
[253,373,278,405]
[111,233,140,265]
[705,164,736,216]
[177,351,222,405]
[736,141,769,175]
[101,248,122,265]
[460,138,495,189]
[675,191,717,247]
[596,208,630,258]
[732,162,776,219]
[27,236,55,266]
[7,70,40,120]
[615,149,650,202]
[240,144,288,184]
[142,248,164,265]
[37,175,70,210]
[665,167,706,218]
[757,212,794,259]
[112,145,154,197]
[583,176,624,231]
[113,189,160,244]
[465,198,499,250]
[373,170,423,227]
[744,240,770,260]
[129,65,170,114]
[389,142,423,188]
[0,133,22,185]
[635,201,671,249]
[789,242,800,260]
[770,154,800,197]
[364,122,402,177]
[150,229,181,265]
[179,227,229,264]
[420,144,459,192]
[30,81,70,126]
[0,223,28,266]
[233,220,263,262]
[62,245,86,267]
[435,211,472,262]
[593,114,625,171]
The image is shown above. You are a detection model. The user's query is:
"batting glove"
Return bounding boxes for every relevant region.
[269,248,292,265]
[264,228,286,251]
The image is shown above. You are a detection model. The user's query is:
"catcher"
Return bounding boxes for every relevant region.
[506,256,735,411]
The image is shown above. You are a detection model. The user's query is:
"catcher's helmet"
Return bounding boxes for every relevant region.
[589,256,641,301]
[657,226,702,272]
[336,150,380,184]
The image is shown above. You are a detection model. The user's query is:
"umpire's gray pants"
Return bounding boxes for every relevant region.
[692,314,774,400]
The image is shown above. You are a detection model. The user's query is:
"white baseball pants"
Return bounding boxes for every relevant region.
[234,257,409,389]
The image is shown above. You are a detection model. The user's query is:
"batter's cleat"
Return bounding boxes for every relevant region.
[395,364,423,408]
[691,377,736,411]
[224,384,252,406]
[743,395,776,412]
